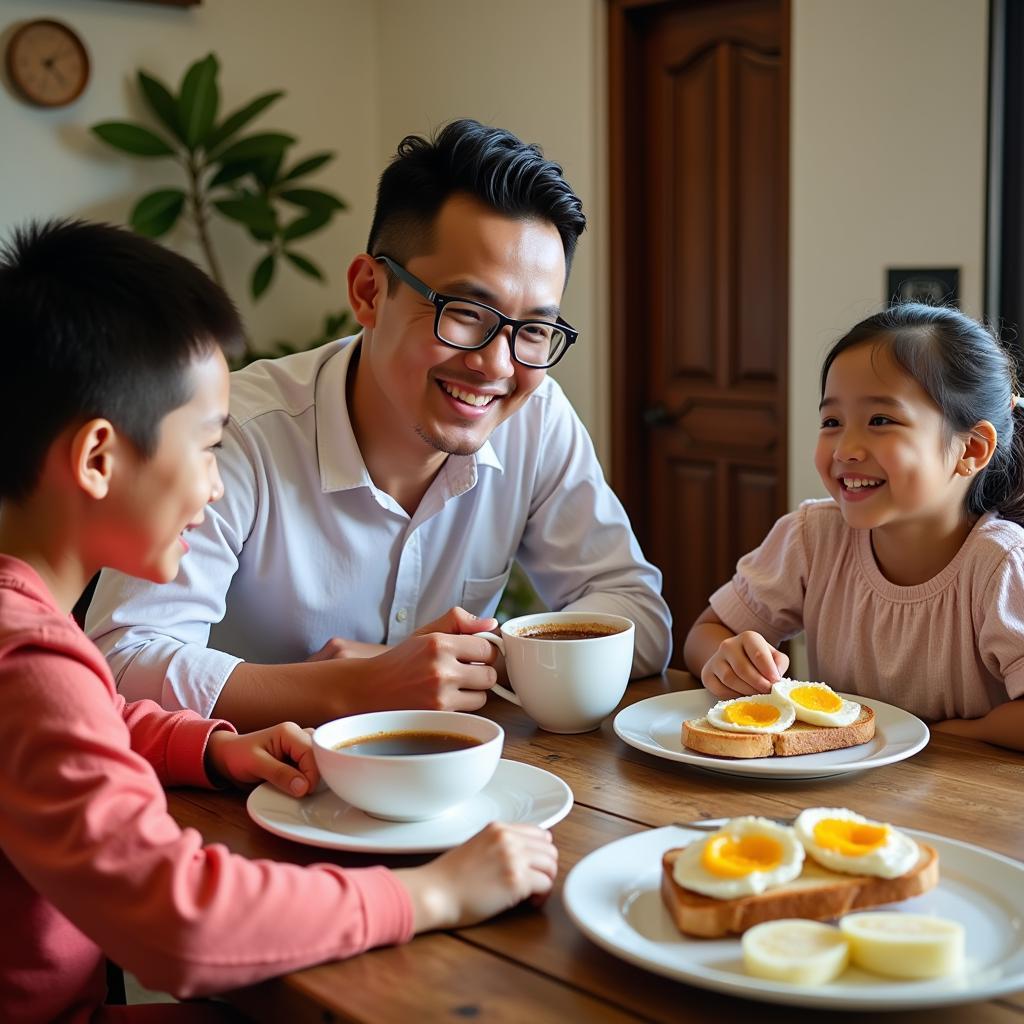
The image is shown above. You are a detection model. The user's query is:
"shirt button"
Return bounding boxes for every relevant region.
[396,609,408,622]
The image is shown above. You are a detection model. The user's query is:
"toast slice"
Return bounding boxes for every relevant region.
[661,840,938,938]
[682,704,875,758]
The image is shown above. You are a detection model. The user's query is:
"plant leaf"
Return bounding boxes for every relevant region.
[137,71,183,143]
[281,151,334,182]
[205,91,284,156]
[284,250,324,280]
[92,121,176,157]
[130,188,186,237]
[279,188,346,214]
[251,253,275,299]
[213,195,277,235]
[178,54,220,150]
[323,309,353,335]
[282,208,331,242]
[252,152,284,189]
[214,132,294,165]
[207,158,262,189]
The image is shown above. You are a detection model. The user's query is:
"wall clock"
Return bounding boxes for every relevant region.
[6,19,90,108]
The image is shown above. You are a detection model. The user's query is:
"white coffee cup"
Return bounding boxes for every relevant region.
[480,611,634,733]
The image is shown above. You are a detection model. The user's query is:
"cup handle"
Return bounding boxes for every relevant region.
[478,632,522,706]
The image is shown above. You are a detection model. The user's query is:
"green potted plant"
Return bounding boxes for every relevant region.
[92,53,352,364]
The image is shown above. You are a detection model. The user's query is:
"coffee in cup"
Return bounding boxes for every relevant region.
[514,622,626,642]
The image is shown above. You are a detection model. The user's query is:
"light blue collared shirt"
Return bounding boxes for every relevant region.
[87,337,672,716]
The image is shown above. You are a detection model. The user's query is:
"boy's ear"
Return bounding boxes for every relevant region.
[70,418,119,499]
[347,253,384,330]
[960,421,998,476]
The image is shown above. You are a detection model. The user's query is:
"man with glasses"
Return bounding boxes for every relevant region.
[86,120,672,730]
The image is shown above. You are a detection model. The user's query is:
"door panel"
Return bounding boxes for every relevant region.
[610,0,790,666]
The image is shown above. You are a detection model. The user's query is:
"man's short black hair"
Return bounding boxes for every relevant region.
[0,219,244,502]
[367,119,587,280]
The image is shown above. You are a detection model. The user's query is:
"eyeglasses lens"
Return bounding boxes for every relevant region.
[437,300,568,368]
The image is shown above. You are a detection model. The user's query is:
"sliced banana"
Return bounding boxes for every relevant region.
[839,912,964,979]
[741,919,850,986]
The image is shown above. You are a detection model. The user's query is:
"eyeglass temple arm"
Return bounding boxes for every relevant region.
[375,255,437,302]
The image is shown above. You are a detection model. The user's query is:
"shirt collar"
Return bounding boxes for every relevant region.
[315,338,373,493]
[314,336,504,495]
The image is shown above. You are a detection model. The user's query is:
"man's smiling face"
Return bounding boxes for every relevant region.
[356,193,567,459]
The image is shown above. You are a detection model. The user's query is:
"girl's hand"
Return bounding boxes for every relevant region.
[205,723,319,797]
[701,631,789,699]
[396,822,558,932]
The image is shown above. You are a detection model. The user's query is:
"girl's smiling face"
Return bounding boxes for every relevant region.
[814,340,970,532]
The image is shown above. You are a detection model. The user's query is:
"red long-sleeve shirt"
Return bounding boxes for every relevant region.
[0,556,413,1023]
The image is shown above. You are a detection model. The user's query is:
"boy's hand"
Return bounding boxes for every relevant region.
[396,822,558,932]
[702,631,789,700]
[205,723,319,797]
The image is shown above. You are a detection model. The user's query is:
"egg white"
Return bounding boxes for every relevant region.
[672,817,805,899]
[706,693,796,734]
[772,679,862,727]
[794,807,919,878]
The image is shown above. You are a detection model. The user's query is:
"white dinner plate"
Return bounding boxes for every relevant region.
[246,758,573,854]
[564,824,1024,1010]
[613,690,929,779]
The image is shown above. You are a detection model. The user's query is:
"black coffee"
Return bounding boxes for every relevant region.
[335,730,481,756]
[516,622,625,641]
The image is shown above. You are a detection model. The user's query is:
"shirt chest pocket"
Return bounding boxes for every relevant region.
[460,562,514,618]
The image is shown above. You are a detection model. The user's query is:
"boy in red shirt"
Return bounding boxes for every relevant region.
[0,220,557,1023]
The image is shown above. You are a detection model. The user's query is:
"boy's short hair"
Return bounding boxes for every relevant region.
[0,219,243,502]
[367,119,587,283]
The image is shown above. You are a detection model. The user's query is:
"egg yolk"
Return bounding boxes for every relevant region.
[790,686,843,713]
[813,818,889,856]
[724,702,780,727]
[702,833,783,877]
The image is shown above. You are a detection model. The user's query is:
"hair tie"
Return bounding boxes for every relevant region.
[1014,394,1022,410]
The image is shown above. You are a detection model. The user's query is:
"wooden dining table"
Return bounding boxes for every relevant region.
[167,670,1024,1023]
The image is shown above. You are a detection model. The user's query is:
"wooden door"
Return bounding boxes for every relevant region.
[609,0,790,666]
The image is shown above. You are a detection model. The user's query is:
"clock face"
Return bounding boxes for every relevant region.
[6,19,90,108]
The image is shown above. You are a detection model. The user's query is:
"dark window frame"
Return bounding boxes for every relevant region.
[987,0,1024,368]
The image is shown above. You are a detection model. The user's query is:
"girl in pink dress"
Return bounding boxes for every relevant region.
[684,303,1024,749]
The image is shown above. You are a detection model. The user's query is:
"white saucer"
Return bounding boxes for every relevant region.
[613,690,929,780]
[246,758,573,854]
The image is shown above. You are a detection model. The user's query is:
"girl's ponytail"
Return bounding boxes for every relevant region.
[990,399,1024,526]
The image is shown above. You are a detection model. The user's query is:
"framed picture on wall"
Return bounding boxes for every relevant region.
[886,267,960,307]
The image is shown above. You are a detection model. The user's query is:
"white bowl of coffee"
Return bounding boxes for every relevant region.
[312,710,503,821]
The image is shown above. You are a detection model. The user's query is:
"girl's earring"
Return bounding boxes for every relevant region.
[963,466,974,476]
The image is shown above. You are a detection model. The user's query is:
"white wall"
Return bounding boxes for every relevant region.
[0,0,991,490]
[375,0,608,457]
[789,0,990,505]
[0,0,379,350]
[0,0,609,455]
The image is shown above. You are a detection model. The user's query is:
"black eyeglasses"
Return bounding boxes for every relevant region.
[375,255,578,369]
